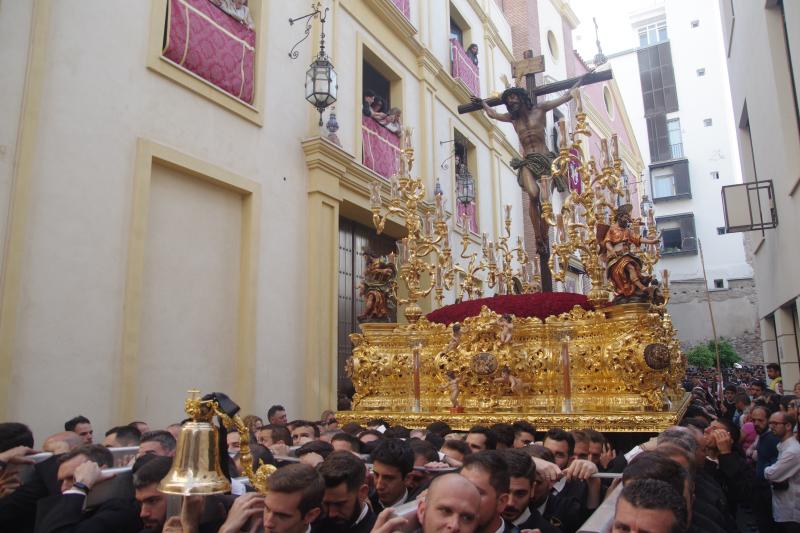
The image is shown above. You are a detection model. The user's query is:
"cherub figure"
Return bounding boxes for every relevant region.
[497,314,514,344]
[495,365,530,395]
[440,370,462,409]
[445,323,462,352]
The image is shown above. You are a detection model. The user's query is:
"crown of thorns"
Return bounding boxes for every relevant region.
[615,203,634,219]
[501,87,532,108]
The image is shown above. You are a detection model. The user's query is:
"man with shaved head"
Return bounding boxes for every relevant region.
[371,473,481,533]
[419,474,482,532]
[42,432,83,455]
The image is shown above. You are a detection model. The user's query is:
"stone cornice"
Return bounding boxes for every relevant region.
[418,48,445,81]
[549,0,580,29]
[362,0,420,51]
[301,137,353,178]
[483,21,515,66]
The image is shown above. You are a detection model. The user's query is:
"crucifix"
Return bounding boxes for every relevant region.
[459,51,612,292]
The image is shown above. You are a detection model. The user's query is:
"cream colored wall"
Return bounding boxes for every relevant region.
[0,1,35,272]
[0,0,526,439]
[0,1,312,439]
[136,163,242,424]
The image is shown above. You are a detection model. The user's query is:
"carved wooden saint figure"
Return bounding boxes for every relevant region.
[473,80,583,257]
[357,252,397,322]
[600,204,663,304]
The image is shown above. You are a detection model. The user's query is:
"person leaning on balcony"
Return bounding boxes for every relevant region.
[362,90,376,117]
[466,43,479,66]
[384,108,402,133]
[369,97,388,123]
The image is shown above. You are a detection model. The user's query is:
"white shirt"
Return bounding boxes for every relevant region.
[353,502,370,526]
[764,437,800,523]
[384,490,409,509]
[513,506,532,527]
[493,518,507,533]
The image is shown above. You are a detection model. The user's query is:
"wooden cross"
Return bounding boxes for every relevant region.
[458,50,613,292]
[457,52,613,114]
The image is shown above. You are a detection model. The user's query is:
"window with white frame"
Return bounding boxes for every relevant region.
[654,174,676,198]
[638,21,668,47]
[667,118,683,158]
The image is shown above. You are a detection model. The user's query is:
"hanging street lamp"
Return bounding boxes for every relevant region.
[290,2,338,126]
[455,163,476,206]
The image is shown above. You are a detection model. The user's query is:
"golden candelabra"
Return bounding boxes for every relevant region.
[539,105,662,307]
[370,128,538,322]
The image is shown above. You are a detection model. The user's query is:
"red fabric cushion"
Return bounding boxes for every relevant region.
[163,0,256,103]
[426,293,593,324]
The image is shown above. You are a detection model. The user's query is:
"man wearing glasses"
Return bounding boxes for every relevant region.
[764,412,800,531]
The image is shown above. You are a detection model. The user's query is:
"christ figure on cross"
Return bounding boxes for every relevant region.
[471,78,584,257]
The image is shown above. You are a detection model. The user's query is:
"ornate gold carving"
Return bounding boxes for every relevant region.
[345,303,687,429]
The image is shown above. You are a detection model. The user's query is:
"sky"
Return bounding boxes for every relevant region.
[570,0,663,61]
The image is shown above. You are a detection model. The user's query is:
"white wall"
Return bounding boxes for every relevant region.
[607,0,751,285]
[724,0,800,318]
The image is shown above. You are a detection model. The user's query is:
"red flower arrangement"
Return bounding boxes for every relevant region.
[426,293,593,325]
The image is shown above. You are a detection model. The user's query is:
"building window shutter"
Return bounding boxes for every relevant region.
[673,160,691,195]
[679,215,697,251]
[647,114,669,162]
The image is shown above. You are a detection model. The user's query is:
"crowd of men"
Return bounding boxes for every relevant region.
[1,372,798,533]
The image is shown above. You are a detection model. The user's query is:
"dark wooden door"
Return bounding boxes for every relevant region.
[337,218,396,407]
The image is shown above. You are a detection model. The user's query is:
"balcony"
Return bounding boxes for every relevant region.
[162,0,256,103]
[390,0,410,20]
[669,142,683,159]
[450,39,480,96]
[362,116,400,179]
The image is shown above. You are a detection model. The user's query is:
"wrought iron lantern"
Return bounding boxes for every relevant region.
[290,3,338,126]
[455,164,475,206]
[305,50,337,125]
[640,194,654,217]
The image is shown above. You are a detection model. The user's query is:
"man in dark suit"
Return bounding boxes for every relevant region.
[312,451,376,533]
[460,451,517,533]
[0,424,61,533]
[369,440,414,513]
[34,444,141,533]
[499,450,559,533]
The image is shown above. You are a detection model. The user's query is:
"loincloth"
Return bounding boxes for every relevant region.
[510,152,567,192]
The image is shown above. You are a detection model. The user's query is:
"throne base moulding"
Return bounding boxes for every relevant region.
[339,293,689,433]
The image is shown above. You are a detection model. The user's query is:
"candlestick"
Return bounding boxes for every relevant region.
[611,134,619,160]
[369,182,381,209]
[435,193,444,220]
[574,88,583,114]
[435,265,443,289]
[556,214,566,242]
[461,213,469,236]
[423,213,433,237]
[397,238,409,263]
[481,232,488,251]
[600,138,610,167]
[558,120,568,149]
[390,177,399,200]
[488,241,496,263]
[504,204,512,222]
